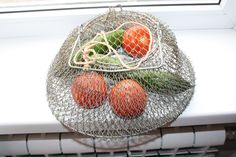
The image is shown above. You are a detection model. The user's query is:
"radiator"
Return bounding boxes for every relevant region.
[0,125,225,157]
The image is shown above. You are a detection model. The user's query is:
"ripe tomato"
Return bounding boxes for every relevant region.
[71,72,107,109]
[122,25,151,58]
[109,79,147,118]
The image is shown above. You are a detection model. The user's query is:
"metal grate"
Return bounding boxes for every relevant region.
[5,147,218,157]
[47,9,195,138]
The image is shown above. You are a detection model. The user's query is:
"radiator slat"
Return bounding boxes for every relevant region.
[28,133,61,154]
[0,135,28,155]
[60,133,94,153]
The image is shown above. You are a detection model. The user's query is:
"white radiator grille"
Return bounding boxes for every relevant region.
[0,126,225,157]
[3,148,219,157]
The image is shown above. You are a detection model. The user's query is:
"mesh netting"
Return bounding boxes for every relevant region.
[47,10,195,137]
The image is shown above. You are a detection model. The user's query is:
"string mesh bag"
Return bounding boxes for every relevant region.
[47,8,195,137]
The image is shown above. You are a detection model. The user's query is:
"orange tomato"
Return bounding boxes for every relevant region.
[71,72,107,109]
[122,25,151,58]
[109,79,147,118]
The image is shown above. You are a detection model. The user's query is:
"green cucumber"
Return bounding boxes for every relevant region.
[126,70,193,94]
[95,55,192,94]
[75,29,125,62]
[93,29,125,54]
[96,54,121,65]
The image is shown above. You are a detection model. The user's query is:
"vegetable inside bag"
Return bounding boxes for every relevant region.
[47,9,195,137]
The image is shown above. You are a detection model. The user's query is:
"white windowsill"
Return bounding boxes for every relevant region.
[0,28,236,135]
[0,0,235,135]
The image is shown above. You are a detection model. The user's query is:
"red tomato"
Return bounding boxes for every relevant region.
[71,72,107,109]
[109,79,147,118]
[122,25,151,58]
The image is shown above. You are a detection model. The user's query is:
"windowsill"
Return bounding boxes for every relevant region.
[0,28,236,134]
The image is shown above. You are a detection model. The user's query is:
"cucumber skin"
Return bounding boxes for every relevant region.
[75,29,124,62]
[93,29,125,54]
[94,55,193,94]
[126,70,193,94]
[79,53,192,95]
[96,54,121,65]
